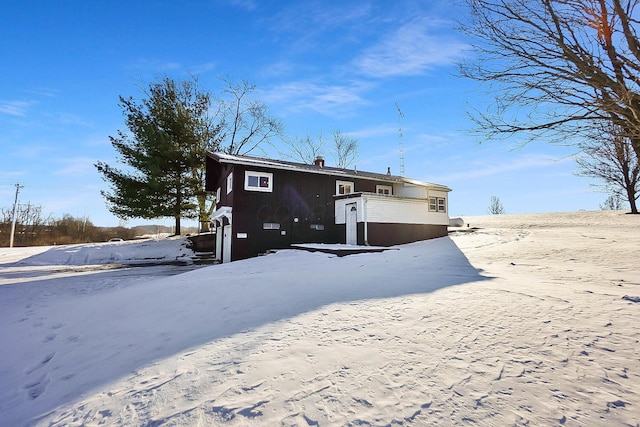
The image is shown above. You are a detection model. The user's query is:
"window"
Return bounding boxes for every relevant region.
[310,224,325,231]
[429,197,446,213]
[376,185,392,195]
[226,172,233,194]
[336,180,354,195]
[263,223,280,230]
[245,171,273,192]
[429,197,437,212]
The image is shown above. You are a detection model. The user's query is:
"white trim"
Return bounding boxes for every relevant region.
[376,184,392,195]
[212,206,233,225]
[336,180,354,195]
[209,152,452,192]
[226,172,233,194]
[244,171,273,192]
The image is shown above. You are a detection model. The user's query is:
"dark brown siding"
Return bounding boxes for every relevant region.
[207,155,446,261]
[229,164,342,260]
[365,223,448,246]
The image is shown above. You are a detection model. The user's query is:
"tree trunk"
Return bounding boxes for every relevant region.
[626,188,639,214]
[174,215,181,235]
[631,137,640,164]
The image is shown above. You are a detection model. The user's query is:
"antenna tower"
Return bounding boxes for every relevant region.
[395,102,405,176]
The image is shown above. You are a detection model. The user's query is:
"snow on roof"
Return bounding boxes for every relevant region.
[208,152,451,192]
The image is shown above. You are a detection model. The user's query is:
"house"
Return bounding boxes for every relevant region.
[205,152,452,262]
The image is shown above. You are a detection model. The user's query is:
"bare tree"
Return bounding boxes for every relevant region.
[218,78,284,156]
[459,0,640,160]
[332,130,358,168]
[577,125,639,213]
[488,196,506,214]
[282,132,327,164]
[600,193,625,210]
[282,129,358,168]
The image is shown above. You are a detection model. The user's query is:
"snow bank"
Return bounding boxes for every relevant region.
[1,210,639,426]
[0,237,194,267]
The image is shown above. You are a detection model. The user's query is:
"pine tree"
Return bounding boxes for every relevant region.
[96,77,220,234]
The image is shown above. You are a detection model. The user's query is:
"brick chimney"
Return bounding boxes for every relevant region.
[314,156,325,168]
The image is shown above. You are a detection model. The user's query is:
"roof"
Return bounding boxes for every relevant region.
[207,152,451,192]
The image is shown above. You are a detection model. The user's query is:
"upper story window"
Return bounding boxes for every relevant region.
[429,197,446,213]
[376,185,392,195]
[245,171,273,192]
[226,172,233,194]
[336,180,354,195]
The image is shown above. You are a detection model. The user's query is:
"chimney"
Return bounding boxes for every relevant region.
[314,156,325,168]
[387,166,391,176]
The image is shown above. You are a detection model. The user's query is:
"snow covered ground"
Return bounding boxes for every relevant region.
[1,211,639,426]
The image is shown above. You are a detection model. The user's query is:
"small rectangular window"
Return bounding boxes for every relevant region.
[245,171,273,192]
[429,197,437,212]
[336,180,354,195]
[226,172,233,194]
[376,185,392,195]
[263,223,280,230]
[310,224,325,231]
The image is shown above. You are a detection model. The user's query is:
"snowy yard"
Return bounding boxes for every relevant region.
[1,211,639,426]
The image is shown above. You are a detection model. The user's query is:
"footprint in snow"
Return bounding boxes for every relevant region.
[24,374,50,400]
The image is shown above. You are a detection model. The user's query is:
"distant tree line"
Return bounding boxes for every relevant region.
[0,204,194,247]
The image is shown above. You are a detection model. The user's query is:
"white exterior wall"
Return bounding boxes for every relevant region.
[335,193,449,226]
[394,184,428,199]
[335,198,364,224]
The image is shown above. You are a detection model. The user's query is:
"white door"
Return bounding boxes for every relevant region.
[346,203,357,245]
[215,224,223,262]
[223,225,232,263]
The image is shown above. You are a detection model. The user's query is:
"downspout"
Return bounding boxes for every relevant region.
[363,195,369,246]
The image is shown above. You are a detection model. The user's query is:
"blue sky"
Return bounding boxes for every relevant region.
[0,0,603,228]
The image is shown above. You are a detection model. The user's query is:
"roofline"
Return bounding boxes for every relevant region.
[207,151,452,192]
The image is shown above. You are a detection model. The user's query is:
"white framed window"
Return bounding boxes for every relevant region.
[226,172,233,194]
[244,171,273,192]
[216,187,221,206]
[310,224,325,230]
[429,197,446,213]
[376,185,392,195]
[263,223,280,230]
[429,197,437,212]
[336,180,354,195]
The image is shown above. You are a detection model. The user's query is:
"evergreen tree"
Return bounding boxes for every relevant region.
[96,77,220,234]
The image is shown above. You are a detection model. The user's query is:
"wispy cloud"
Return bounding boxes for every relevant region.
[25,87,57,97]
[127,59,218,77]
[347,125,398,139]
[0,100,35,116]
[263,80,372,116]
[353,18,467,78]
[54,157,97,176]
[268,2,373,53]
[435,153,575,183]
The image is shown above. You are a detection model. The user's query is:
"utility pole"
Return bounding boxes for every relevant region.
[9,183,23,248]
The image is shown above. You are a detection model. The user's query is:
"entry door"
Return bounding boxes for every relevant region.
[215,224,223,262]
[223,225,232,263]
[346,203,358,245]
